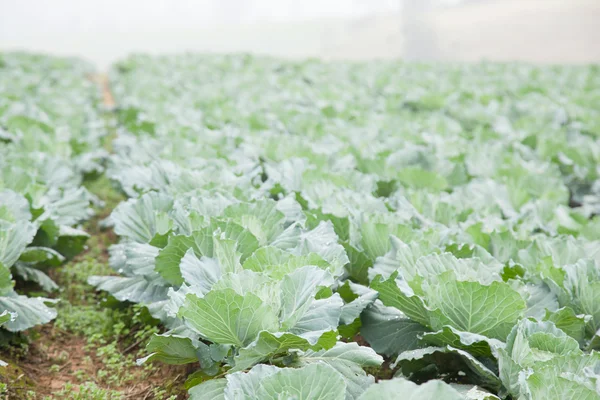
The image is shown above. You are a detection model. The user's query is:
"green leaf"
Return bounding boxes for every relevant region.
[242,246,329,280]
[188,378,226,400]
[563,259,600,333]
[274,221,348,275]
[519,281,559,320]
[339,283,378,325]
[342,242,371,285]
[33,219,60,248]
[41,187,92,226]
[289,293,343,343]
[306,209,350,242]
[359,378,464,400]
[115,242,161,277]
[257,364,346,400]
[223,200,285,246]
[370,273,430,327]
[111,192,174,243]
[0,223,37,268]
[0,263,12,295]
[292,342,382,400]
[489,231,529,264]
[0,190,31,223]
[501,262,525,281]
[179,249,222,295]
[0,310,14,326]
[395,346,501,391]
[179,289,279,347]
[157,231,213,286]
[506,319,581,365]
[293,342,383,368]
[360,301,427,357]
[420,326,502,358]
[526,368,600,400]
[54,226,89,260]
[339,318,362,339]
[88,275,169,304]
[0,292,57,332]
[497,319,586,398]
[368,236,434,282]
[224,364,279,398]
[18,247,64,266]
[138,334,199,365]
[544,307,590,344]
[402,252,502,285]
[425,271,526,340]
[359,221,414,262]
[397,167,448,191]
[13,264,59,291]
[233,330,336,372]
[211,270,278,307]
[279,266,338,332]
[449,384,500,399]
[156,221,258,286]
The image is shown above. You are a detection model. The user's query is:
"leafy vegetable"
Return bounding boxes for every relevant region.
[0,53,104,339]
[89,53,600,399]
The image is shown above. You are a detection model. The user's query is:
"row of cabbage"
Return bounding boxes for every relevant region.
[94,54,600,399]
[0,53,106,345]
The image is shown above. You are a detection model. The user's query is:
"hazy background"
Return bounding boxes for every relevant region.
[1,0,599,69]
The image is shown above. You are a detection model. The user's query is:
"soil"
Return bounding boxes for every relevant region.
[100,75,115,108]
[0,76,189,400]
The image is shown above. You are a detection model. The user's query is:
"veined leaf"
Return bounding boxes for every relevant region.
[179,289,279,347]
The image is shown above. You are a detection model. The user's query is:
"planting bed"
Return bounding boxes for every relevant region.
[1,52,600,399]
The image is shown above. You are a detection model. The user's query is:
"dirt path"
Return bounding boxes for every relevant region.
[101,74,115,108]
[1,75,190,400]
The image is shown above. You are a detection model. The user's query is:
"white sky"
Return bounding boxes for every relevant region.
[0,0,407,67]
[1,0,598,68]
[0,0,402,35]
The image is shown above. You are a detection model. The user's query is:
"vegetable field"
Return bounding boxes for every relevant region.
[1,52,600,399]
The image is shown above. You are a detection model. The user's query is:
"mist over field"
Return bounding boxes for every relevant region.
[1,0,599,68]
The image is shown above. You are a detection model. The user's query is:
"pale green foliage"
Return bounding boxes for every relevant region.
[87,53,600,399]
[0,53,103,336]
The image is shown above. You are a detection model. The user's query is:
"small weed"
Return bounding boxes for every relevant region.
[84,175,125,217]
[56,256,113,303]
[54,305,112,338]
[72,369,88,382]
[43,382,124,400]
[87,305,161,386]
[53,350,69,365]
[152,387,179,400]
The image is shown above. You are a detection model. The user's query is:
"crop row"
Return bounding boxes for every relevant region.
[2,52,600,399]
[0,53,107,356]
[94,55,600,399]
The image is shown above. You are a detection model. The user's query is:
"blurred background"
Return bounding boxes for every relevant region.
[1,0,599,69]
